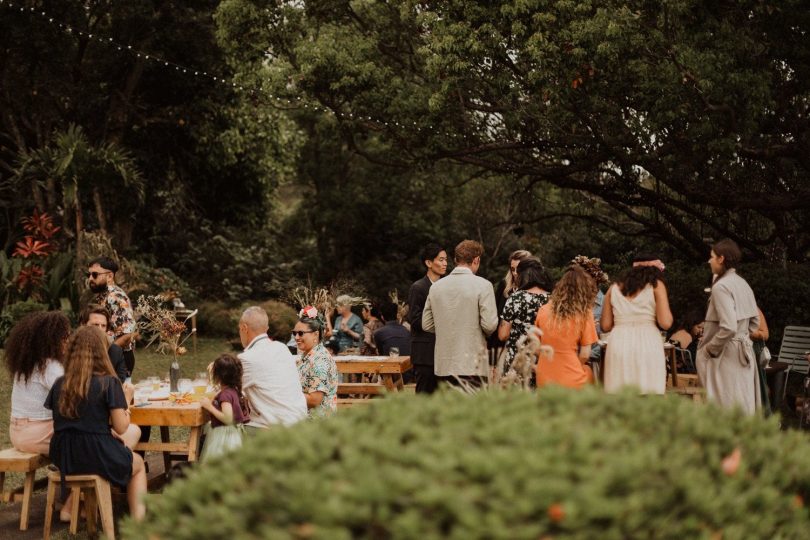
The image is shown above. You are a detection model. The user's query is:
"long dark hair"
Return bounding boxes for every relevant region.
[5,311,71,383]
[211,354,248,417]
[516,257,551,291]
[618,254,666,298]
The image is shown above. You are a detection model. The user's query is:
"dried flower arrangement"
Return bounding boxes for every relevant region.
[135,294,197,357]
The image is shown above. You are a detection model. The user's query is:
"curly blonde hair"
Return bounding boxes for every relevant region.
[548,266,597,326]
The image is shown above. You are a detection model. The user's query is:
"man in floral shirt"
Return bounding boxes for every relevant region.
[87,257,137,376]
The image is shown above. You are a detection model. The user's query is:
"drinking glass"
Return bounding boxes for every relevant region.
[389,347,400,358]
[147,376,161,391]
[178,378,193,393]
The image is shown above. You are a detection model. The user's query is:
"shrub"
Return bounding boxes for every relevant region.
[122,388,810,539]
[196,300,239,338]
[259,299,297,341]
[0,300,50,346]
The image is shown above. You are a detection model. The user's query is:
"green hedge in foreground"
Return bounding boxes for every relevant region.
[122,389,810,539]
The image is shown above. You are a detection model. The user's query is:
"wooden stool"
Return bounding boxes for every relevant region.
[43,469,115,540]
[0,448,49,530]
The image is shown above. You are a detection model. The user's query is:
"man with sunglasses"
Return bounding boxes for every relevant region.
[87,257,138,377]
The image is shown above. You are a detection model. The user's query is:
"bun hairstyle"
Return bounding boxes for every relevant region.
[298,305,325,341]
[711,238,742,277]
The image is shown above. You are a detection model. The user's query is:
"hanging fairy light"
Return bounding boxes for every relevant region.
[0,0,473,143]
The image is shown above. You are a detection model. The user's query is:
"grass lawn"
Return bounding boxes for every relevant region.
[0,337,234,491]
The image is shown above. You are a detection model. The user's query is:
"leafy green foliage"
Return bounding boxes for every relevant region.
[123,388,810,539]
[0,300,49,347]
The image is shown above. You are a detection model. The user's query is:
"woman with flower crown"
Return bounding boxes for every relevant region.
[293,306,338,416]
[600,254,673,394]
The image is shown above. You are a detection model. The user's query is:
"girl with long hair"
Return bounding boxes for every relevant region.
[534,266,599,389]
[696,239,760,414]
[45,326,146,521]
[601,254,673,394]
[5,311,71,455]
[200,354,248,461]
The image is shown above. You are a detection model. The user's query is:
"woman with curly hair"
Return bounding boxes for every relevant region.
[601,254,673,394]
[534,266,599,389]
[45,326,146,521]
[5,311,71,455]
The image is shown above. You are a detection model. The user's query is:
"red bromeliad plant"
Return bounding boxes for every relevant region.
[11,211,61,299]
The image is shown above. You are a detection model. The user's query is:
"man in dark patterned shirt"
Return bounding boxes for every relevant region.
[87,257,138,376]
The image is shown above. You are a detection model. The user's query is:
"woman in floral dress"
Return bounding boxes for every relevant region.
[294,306,338,416]
[497,257,552,373]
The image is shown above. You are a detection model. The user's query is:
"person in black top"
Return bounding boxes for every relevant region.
[373,302,412,357]
[80,305,128,382]
[45,326,147,521]
[407,243,448,394]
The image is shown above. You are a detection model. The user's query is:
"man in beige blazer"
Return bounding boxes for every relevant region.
[422,240,499,383]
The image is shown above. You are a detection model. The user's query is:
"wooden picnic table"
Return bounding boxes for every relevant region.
[130,401,209,473]
[334,355,412,391]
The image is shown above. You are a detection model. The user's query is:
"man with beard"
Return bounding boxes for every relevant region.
[87,257,138,377]
[407,243,448,394]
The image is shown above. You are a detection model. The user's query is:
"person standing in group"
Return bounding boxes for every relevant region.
[600,254,673,395]
[423,240,498,387]
[534,266,599,389]
[293,307,338,417]
[86,257,137,376]
[407,243,448,394]
[497,257,551,374]
[697,239,761,414]
[237,306,307,431]
[488,250,533,352]
[326,295,365,353]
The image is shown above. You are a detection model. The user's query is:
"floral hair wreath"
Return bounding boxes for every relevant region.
[570,255,610,285]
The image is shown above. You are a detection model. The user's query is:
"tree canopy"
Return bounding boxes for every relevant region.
[216,0,810,262]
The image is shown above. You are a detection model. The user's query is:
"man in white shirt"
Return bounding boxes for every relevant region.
[237,306,307,431]
[423,240,498,386]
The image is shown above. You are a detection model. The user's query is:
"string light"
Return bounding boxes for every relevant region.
[0,0,476,143]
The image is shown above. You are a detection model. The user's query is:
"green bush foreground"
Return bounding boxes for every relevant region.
[123,389,810,539]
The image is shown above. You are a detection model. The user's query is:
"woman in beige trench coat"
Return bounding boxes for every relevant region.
[696,239,761,415]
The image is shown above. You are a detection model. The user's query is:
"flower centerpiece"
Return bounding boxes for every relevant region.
[136,294,197,391]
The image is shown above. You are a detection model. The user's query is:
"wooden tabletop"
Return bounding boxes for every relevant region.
[130,401,208,427]
[334,355,412,374]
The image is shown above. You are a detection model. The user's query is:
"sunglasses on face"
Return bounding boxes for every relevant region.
[86,271,112,279]
[292,330,317,337]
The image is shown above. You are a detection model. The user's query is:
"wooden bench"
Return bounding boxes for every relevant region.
[337,382,387,398]
[44,469,115,540]
[0,448,50,530]
[337,398,381,409]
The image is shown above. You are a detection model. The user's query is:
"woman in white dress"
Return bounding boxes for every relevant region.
[600,255,673,394]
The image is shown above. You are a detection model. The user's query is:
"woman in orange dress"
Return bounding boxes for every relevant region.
[534,266,599,389]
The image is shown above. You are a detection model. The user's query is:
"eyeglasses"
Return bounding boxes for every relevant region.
[86,271,112,279]
[292,330,317,337]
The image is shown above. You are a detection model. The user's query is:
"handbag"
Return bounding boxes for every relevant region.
[758,345,772,368]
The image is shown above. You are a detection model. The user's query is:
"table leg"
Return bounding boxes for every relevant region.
[187,426,202,462]
[160,426,171,474]
[669,348,679,388]
[381,375,397,392]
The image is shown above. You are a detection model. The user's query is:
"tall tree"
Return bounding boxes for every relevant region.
[216,0,810,262]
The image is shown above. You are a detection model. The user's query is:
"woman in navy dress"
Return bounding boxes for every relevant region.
[45,326,147,521]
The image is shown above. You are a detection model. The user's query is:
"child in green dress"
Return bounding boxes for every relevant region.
[199,354,248,461]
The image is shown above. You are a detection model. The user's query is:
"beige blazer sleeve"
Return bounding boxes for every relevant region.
[479,281,498,337]
[422,293,435,333]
